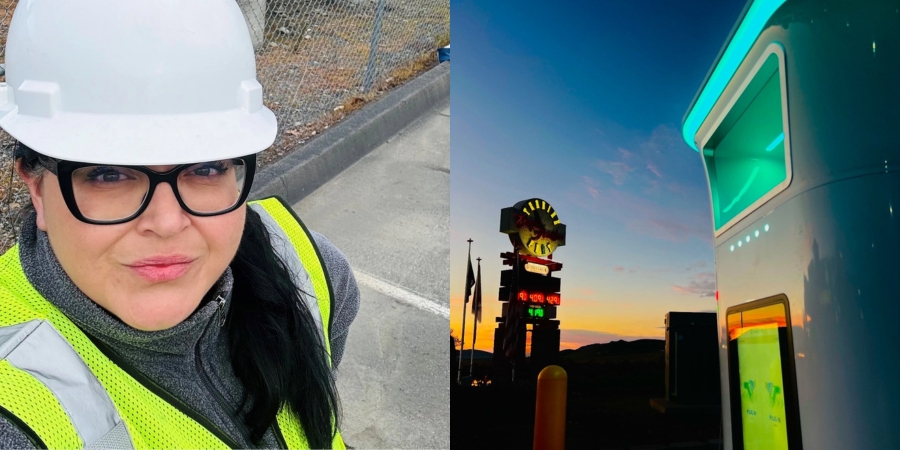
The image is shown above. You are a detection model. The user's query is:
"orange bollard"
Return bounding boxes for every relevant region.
[533,365,567,450]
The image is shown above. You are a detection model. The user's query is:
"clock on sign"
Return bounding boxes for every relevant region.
[499,198,567,258]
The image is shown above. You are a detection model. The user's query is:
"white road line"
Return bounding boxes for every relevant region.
[353,269,450,320]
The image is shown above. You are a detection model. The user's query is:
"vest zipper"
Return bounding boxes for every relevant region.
[208,298,293,448]
[215,295,226,327]
[196,308,257,449]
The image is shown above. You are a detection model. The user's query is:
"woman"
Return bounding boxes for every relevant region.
[0,1,358,449]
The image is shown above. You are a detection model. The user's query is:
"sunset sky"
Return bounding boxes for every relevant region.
[450,0,748,350]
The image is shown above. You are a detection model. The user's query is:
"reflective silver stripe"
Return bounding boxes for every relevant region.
[250,203,325,337]
[0,319,133,449]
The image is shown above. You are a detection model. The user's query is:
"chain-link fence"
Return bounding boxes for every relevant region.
[0,0,449,250]
[241,0,449,162]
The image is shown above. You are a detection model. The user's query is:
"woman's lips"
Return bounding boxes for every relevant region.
[127,256,196,282]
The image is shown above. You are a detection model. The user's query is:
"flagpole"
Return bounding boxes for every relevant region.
[456,239,473,386]
[469,257,481,378]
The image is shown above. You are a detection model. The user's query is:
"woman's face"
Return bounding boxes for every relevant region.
[18,162,245,331]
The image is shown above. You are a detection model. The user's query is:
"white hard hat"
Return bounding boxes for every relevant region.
[0,0,277,165]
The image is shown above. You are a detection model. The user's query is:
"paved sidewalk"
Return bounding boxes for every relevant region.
[292,100,450,449]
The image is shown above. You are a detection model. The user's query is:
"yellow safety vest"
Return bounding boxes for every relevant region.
[0,197,345,449]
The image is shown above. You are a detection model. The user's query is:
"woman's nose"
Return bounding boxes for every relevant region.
[134,182,191,237]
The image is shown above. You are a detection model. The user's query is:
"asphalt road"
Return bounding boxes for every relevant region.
[292,100,450,449]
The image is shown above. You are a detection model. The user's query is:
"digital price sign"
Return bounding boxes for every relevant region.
[524,305,557,320]
[516,290,561,306]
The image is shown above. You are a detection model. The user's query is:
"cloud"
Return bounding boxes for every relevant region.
[672,272,716,297]
[634,266,667,274]
[684,261,709,272]
[560,329,662,349]
[583,176,600,199]
[612,265,668,274]
[608,124,707,194]
[573,181,711,243]
[643,124,684,151]
[572,123,714,244]
[596,160,634,185]
[630,216,702,243]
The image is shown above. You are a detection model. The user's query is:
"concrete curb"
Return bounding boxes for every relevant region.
[249,61,450,204]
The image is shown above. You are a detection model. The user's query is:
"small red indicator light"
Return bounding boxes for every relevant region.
[716,290,719,301]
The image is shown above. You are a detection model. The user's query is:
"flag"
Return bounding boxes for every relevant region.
[464,254,475,302]
[472,263,482,322]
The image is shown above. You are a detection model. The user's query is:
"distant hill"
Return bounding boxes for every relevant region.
[459,349,493,360]
[560,339,664,358]
[457,339,665,361]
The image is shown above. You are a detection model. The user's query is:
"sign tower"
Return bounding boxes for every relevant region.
[492,198,566,384]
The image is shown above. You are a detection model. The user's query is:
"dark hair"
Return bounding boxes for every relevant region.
[15,142,340,448]
[14,142,43,176]
[230,207,340,447]
[13,143,46,232]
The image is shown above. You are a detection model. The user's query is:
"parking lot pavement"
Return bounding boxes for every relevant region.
[292,100,450,449]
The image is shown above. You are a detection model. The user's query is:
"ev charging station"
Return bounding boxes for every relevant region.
[683,1,900,449]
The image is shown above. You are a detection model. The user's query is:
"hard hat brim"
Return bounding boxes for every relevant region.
[0,105,277,165]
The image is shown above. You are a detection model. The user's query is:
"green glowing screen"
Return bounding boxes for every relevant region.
[729,300,793,450]
[527,306,544,318]
[737,326,789,450]
[703,52,787,231]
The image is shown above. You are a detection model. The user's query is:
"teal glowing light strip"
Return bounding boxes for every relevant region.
[765,132,785,151]
[682,0,787,151]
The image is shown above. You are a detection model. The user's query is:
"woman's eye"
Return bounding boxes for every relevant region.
[189,162,229,177]
[87,168,130,183]
[106,171,130,182]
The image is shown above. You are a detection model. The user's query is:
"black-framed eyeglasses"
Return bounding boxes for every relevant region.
[37,154,256,225]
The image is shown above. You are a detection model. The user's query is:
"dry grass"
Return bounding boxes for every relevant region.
[0,131,30,253]
[258,50,440,167]
[254,0,448,166]
[0,0,13,59]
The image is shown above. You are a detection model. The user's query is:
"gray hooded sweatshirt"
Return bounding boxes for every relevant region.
[0,215,360,449]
